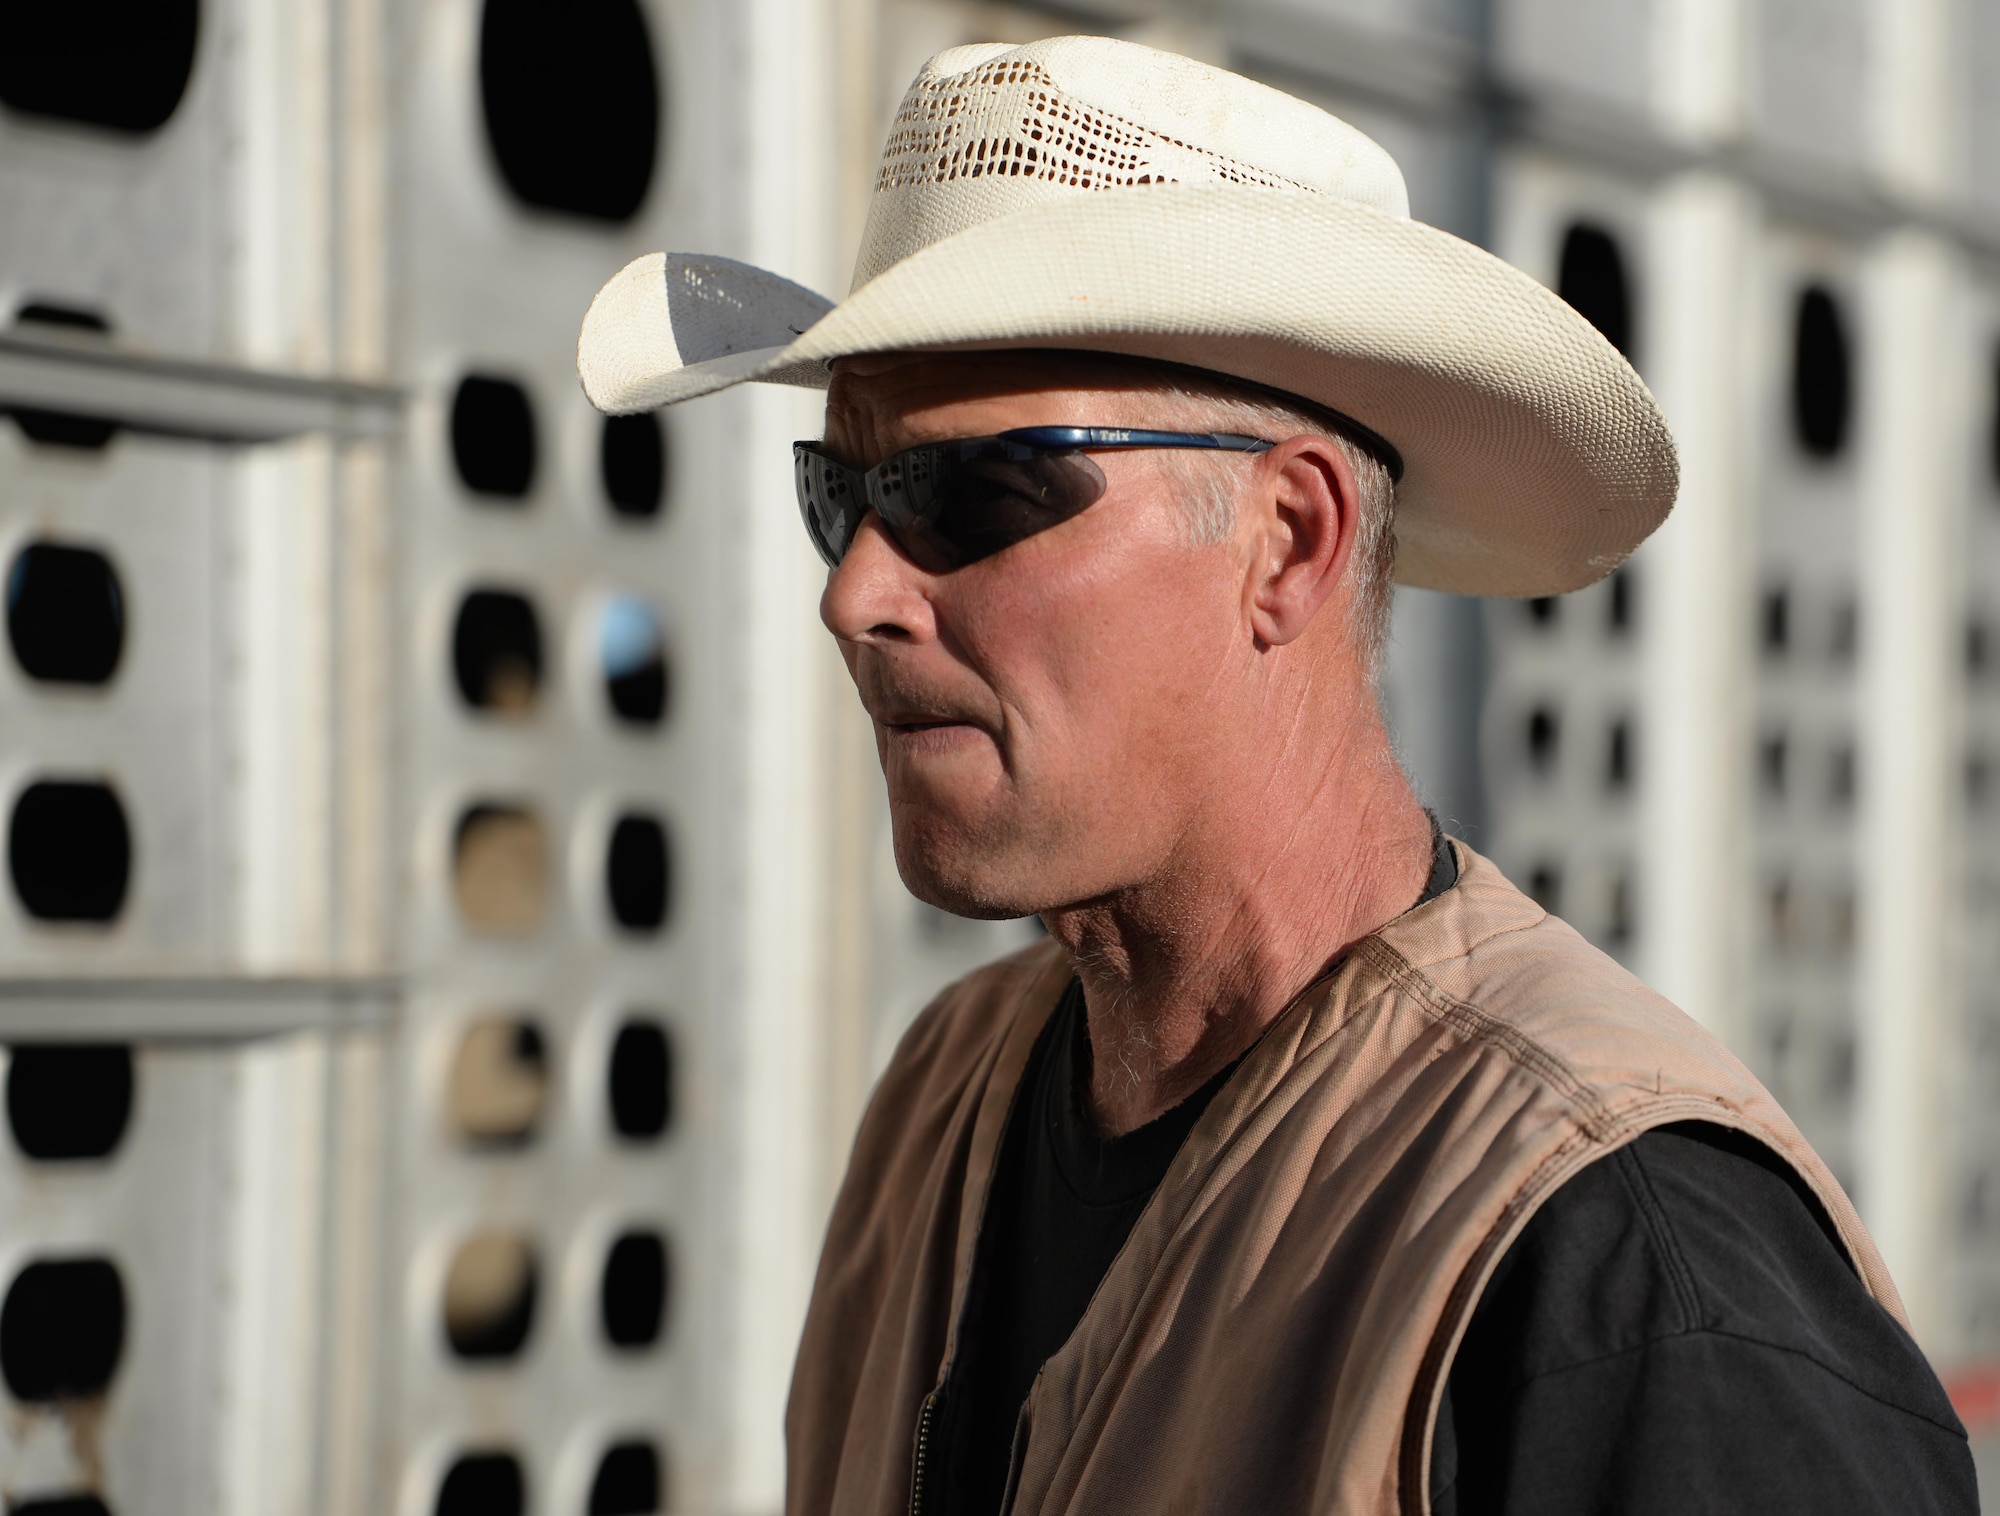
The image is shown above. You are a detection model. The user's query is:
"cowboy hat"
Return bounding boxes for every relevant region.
[576,35,1676,597]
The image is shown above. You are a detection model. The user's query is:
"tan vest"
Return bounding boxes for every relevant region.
[786,845,1904,1516]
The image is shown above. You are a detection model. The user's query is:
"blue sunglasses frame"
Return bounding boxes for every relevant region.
[793,426,1275,573]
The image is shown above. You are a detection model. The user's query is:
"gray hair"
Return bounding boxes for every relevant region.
[1155,381,1399,675]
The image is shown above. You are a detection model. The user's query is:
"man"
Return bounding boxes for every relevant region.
[580,36,1976,1514]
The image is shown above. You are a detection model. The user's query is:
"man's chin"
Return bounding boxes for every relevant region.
[890,821,1049,922]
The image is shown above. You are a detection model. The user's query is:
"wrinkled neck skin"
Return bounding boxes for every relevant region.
[1048,672,1429,1137]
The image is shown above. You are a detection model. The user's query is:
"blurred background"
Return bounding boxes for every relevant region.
[0,0,1994,1511]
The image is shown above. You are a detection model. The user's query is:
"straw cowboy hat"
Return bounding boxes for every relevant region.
[577,35,1676,597]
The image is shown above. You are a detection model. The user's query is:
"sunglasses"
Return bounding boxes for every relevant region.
[793,426,1275,573]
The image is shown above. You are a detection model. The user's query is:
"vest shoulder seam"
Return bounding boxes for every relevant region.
[1613,1142,1705,1331]
[1352,933,1623,1143]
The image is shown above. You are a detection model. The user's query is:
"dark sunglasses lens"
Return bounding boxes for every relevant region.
[794,447,864,567]
[885,445,1108,571]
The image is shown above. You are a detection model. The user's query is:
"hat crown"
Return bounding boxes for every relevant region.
[851,36,1411,291]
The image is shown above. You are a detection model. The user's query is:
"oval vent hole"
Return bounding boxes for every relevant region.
[1526,864,1562,916]
[452,804,547,936]
[1607,568,1634,635]
[450,375,536,500]
[600,1229,667,1349]
[7,1044,134,1160]
[453,588,543,714]
[435,1452,524,1516]
[1556,221,1632,358]
[448,1019,547,1146]
[12,1495,114,1516]
[606,813,669,934]
[1792,284,1852,460]
[1525,708,1560,775]
[479,0,660,224]
[6,307,120,449]
[601,413,665,519]
[9,781,132,924]
[0,1,199,134]
[601,597,667,727]
[608,1018,672,1142]
[443,1234,537,1360]
[7,543,124,685]
[1,1257,126,1401]
[589,1440,663,1516]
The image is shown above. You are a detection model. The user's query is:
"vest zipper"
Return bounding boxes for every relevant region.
[910,1388,940,1516]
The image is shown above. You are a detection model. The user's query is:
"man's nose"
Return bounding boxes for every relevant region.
[819,513,936,646]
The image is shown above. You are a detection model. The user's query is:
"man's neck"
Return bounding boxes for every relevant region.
[1041,719,1432,1138]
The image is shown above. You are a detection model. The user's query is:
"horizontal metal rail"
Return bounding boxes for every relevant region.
[0,333,404,445]
[0,975,399,1039]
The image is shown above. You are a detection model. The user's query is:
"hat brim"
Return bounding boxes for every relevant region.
[578,185,1676,597]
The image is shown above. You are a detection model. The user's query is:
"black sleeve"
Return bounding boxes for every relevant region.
[1430,1123,1979,1516]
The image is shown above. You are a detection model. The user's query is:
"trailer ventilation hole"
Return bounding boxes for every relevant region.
[1526,864,1562,915]
[1990,341,2000,491]
[1526,708,1559,775]
[606,814,669,933]
[1761,586,1791,656]
[600,1230,667,1349]
[9,781,131,924]
[452,805,547,935]
[9,408,118,451]
[608,1019,672,1141]
[479,0,660,224]
[0,1258,125,1401]
[1607,568,1634,636]
[601,597,667,727]
[448,1020,546,1145]
[1606,870,1634,946]
[7,543,123,685]
[11,1494,114,1516]
[1605,718,1632,792]
[6,307,119,449]
[13,304,110,335]
[0,0,199,134]
[589,1440,663,1516]
[450,375,536,500]
[1760,731,1789,798]
[435,1453,524,1516]
[1556,222,1633,358]
[453,589,543,714]
[7,1044,133,1160]
[602,413,666,519]
[1791,285,1851,460]
[443,1234,537,1359]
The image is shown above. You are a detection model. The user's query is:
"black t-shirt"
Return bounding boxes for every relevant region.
[924,972,1244,1515]
[1432,1121,1975,1514]
[927,835,1977,1514]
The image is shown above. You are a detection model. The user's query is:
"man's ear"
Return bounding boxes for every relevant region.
[1243,436,1360,648]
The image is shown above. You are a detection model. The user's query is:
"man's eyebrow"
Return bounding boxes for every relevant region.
[823,409,985,464]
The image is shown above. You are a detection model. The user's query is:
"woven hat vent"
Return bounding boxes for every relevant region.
[850,39,1409,288]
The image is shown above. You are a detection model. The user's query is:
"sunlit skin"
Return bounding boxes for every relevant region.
[820,351,1433,1135]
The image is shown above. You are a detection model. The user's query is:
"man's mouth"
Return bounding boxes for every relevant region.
[873,702,978,732]
[878,712,987,749]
